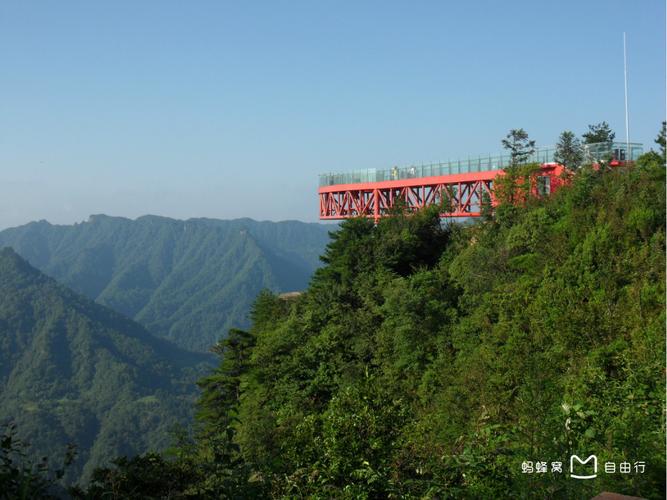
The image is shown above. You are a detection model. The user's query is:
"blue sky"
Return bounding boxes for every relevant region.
[0,1,664,228]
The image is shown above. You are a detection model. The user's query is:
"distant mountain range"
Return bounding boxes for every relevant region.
[0,247,211,483]
[0,215,332,352]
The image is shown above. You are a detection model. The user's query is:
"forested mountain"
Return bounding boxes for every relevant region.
[73,155,664,499]
[0,216,331,352]
[0,247,210,484]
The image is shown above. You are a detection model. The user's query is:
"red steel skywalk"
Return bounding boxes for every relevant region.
[318,142,643,222]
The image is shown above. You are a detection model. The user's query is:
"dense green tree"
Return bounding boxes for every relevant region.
[196,328,255,434]
[218,153,664,498]
[492,161,541,213]
[554,130,584,169]
[0,423,75,500]
[502,128,536,167]
[71,453,197,500]
[582,121,615,144]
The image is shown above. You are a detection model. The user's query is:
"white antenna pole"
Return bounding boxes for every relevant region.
[623,32,630,160]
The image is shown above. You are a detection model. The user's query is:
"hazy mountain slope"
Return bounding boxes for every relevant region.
[0,215,332,351]
[0,247,210,483]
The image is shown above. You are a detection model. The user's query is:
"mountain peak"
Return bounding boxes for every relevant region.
[87,214,131,224]
[0,246,43,281]
[0,217,331,351]
[0,246,20,259]
[0,247,211,483]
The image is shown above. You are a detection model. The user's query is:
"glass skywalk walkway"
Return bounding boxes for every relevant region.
[318,141,643,187]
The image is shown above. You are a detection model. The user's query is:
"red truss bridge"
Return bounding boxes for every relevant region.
[318,142,643,221]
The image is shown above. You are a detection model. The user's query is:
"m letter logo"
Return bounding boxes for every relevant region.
[569,455,598,479]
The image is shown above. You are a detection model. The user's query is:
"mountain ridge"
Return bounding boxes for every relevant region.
[0,215,333,351]
[0,247,211,483]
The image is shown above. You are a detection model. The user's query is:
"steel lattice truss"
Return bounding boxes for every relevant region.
[319,171,499,221]
[318,164,570,221]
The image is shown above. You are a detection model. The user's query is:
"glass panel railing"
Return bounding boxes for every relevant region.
[318,142,644,186]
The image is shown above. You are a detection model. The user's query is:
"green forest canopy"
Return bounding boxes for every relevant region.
[72,153,666,498]
[3,151,665,499]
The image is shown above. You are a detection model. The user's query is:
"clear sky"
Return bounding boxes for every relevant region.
[1,1,664,229]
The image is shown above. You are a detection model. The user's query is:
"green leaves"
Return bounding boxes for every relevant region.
[501,128,536,167]
[70,154,667,498]
[582,121,616,145]
[0,422,73,500]
[554,130,584,169]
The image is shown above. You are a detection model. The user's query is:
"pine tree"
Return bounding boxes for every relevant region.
[501,128,536,167]
[196,328,255,434]
[554,130,583,169]
[582,121,615,144]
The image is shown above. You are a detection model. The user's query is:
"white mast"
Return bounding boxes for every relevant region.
[623,32,630,159]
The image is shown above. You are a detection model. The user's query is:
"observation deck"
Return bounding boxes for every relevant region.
[318,142,643,221]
